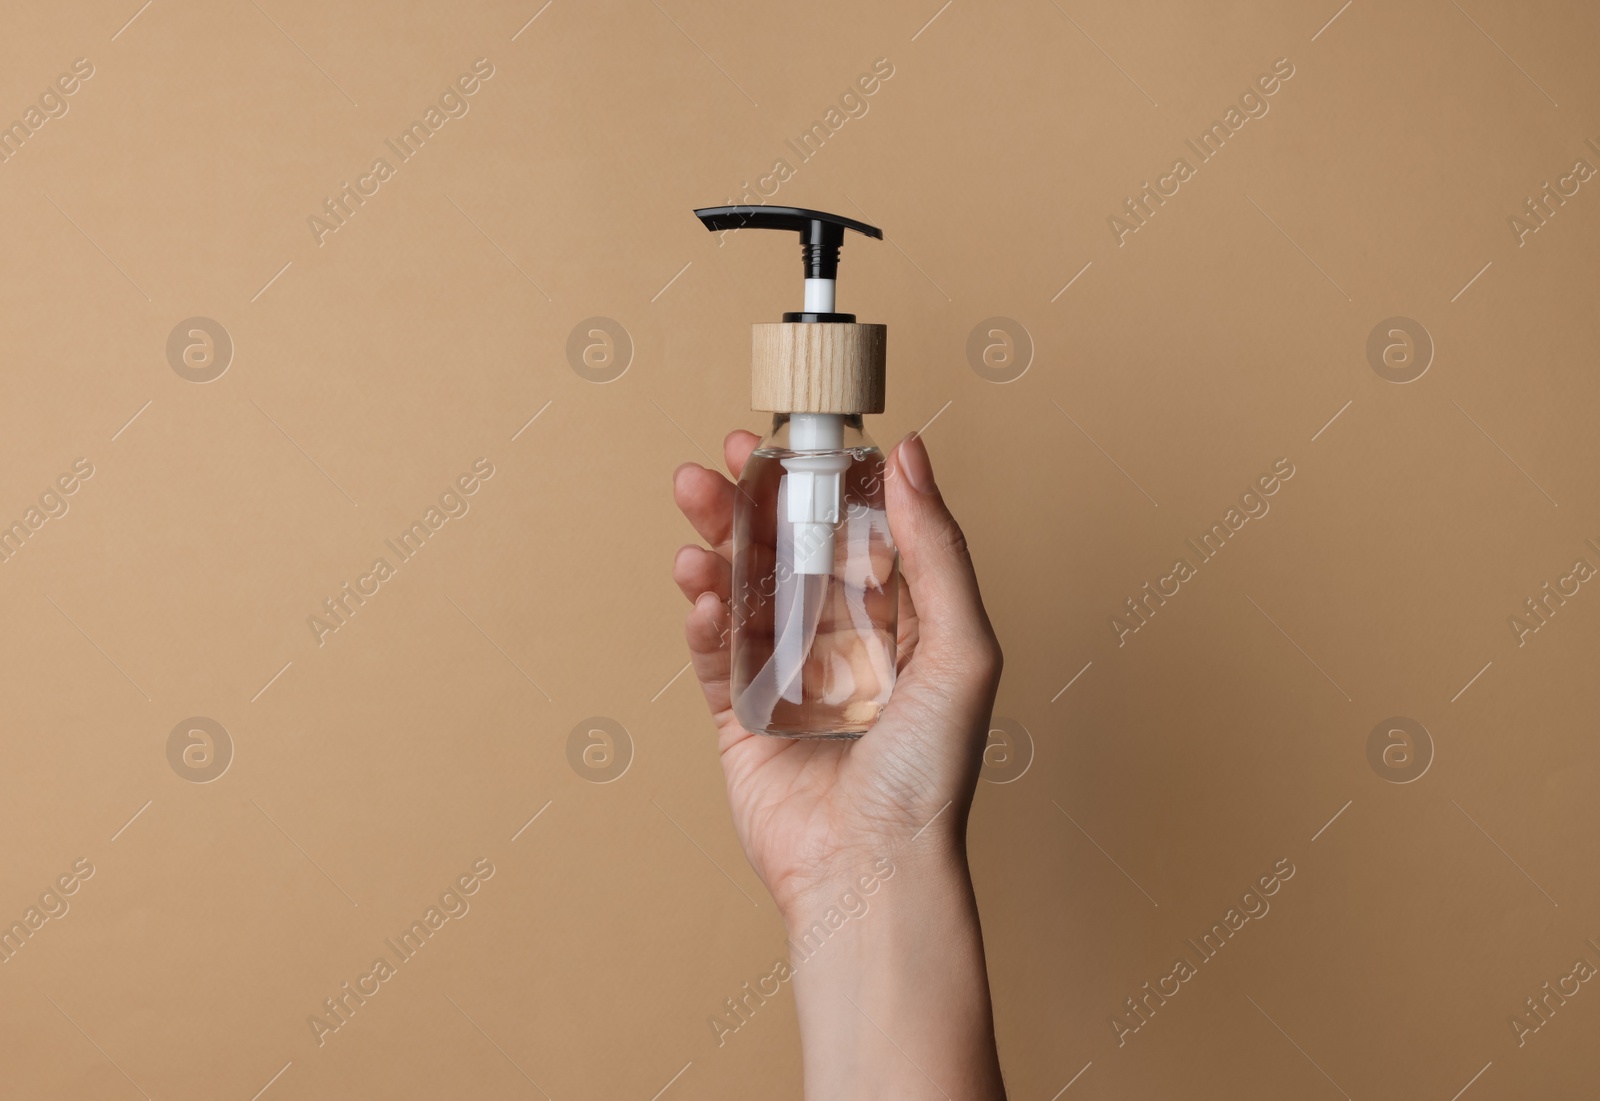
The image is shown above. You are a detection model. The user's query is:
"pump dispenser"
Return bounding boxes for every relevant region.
[695,205,898,738]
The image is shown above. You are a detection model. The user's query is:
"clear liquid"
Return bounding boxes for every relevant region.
[731,444,898,738]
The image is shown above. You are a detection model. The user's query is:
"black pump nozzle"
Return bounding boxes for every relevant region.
[694,205,882,322]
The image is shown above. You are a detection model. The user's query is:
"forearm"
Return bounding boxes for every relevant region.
[781,844,1007,1101]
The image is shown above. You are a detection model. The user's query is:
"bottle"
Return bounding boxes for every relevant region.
[693,205,898,739]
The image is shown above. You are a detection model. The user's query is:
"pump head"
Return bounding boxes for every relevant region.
[694,203,887,415]
[693,205,882,322]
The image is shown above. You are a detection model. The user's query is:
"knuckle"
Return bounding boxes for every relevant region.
[927,517,971,562]
[971,639,1003,682]
[926,635,1002,681]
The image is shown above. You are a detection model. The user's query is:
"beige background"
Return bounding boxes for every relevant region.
[1,0,1598,1097]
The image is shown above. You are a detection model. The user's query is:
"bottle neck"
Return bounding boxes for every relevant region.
[767,413,871,452]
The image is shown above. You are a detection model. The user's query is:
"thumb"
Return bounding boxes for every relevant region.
[885,433,1001,677]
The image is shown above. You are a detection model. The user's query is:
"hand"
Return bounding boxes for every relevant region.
[674,430,1009,1099]
[671,430,1003,918]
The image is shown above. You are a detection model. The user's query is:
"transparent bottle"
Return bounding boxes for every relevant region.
[731,413,898,738]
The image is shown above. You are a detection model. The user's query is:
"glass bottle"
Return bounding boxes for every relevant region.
[731,413,898,738]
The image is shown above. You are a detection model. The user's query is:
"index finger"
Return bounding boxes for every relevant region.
[725,430,760,479]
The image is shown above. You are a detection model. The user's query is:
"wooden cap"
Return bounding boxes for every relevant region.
[750,322,886,413]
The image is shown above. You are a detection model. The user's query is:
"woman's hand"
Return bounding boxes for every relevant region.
[673,429,1008,1101]
[671,430,1003,919]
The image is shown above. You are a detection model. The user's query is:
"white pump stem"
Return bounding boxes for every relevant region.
[783,412,847,576]
[803,278,836,313]
[790,412,843,452]
[783,282,844,576]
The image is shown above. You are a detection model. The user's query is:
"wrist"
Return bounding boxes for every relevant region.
[775,828,969,937]
[778,838,1005,1100]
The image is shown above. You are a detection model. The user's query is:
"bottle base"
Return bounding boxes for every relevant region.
[733,695,884,741]
[753,727,866,741]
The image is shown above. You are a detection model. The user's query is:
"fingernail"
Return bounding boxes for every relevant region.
[673,461,700,489]
[898,432,936,495]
